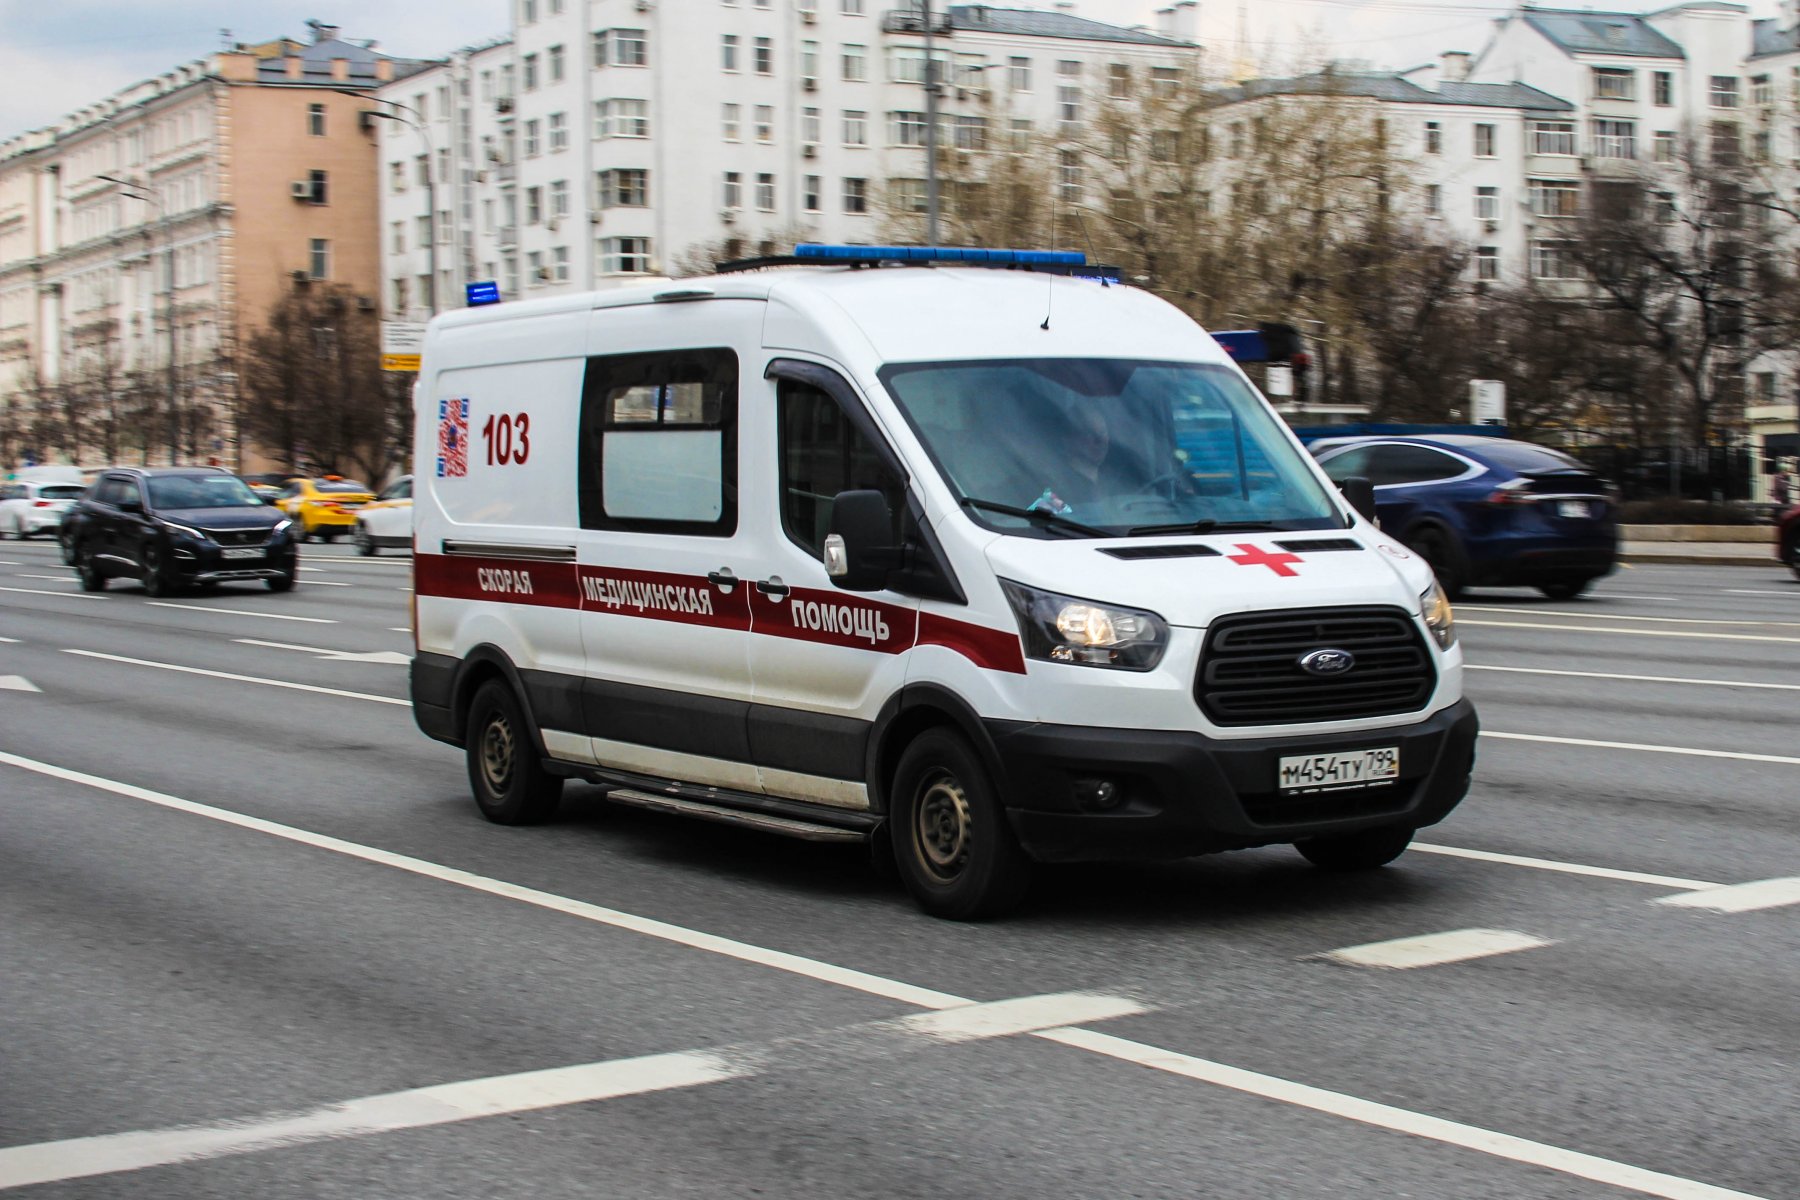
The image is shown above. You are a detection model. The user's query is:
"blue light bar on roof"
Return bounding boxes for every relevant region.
[794,243,1087,266]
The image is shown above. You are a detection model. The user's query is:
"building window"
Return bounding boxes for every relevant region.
[843,109,867,145]
[549,111,568,151]
[722,171,742,208]
[1151,65,1179,98]
[529,250,545,282]
[1653,130,1676,162]
[524,119,541,156]
[309,238,331,280]
[803,174,821,211]
[596,168,649,207]
[523,53,538,90]
[1753,129,1772,161]
[892,177,927,213]
[1058,85,1081,127]
[842,43,866,81]
[1474,123,1496,157]
[416,214,433,246]
[843,176,867,214]
[1009,56,1031,92]
[1475,246,1498,281]
[841,0,863,13]
[553,245,570,282]
[755,104,774,142]
[754,37,772,75]
[307,103,326,136]
[615,29,647,66]
[1711,75,1740,109]
[1058,149,1081,204]
[890,110,927,146]
[612,98,648,137]
[522,0,536,21]
[1424,184,1441,216]
[551,179,570,217]
[756,172,775,210]
[1528,178,1580,218]
[1423,121,1441,154]
[802,106,820,144]
[1591,118,1635,159]
[391,220,405,254]
[1592,67,1635,100]
[1752,74,1774,107]
[549,44,565,83]
[1108,63,1130,99]
[389,161,406,193]
[526,186,543,224]
[1531,120,1576,155]
[306,169,328,204]
[1655,190,1677,223]
[1530,240,1580,280]
[723,103,740,140]
[722,34,739,71]
[952,114,987,151]
[1650,70,1672,107]
[802,40,819,81]
[592,29,608,67]
[1474,185,1499,221]
[1711,121,1741,166]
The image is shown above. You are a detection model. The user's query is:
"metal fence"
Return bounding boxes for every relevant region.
[1553,444,1754,502]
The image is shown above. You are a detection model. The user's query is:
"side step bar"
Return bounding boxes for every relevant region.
[606,789,871,843]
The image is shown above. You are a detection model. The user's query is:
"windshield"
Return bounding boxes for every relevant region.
[147,475,264,510]
[880,358,1342,537]
[38,485,84,500]
[314,479,371,493]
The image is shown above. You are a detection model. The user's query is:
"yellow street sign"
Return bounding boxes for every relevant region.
[381,353,422,372]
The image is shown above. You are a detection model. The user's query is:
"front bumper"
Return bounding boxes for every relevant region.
[169,543,296,582]
[987,698,1478,862]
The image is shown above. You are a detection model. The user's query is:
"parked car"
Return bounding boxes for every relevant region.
[67,467,298,594]
[352,475,412,556]
[0,479,86,539]
[275,476,375,542]
[1311,435,1617,599]
[1778,501,1800,581]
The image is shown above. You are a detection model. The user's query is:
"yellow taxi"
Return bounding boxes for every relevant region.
[276,476,375,543]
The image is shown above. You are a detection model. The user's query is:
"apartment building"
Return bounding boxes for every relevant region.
[375,1,1201,319]
[0,22,430,466]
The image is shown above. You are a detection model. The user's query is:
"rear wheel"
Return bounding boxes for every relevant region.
[465,679,563,825]
[1296,825,1414,871]
[75,542,106,592]
[1537,578,1593,600]
[889,728,1030,920]
[1404,526,1465,600]
[353,522,375,556]
[1786,530,1800,581]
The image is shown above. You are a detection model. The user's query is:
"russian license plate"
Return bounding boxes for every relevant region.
[221,547,263,560]
[1556,500,1591,519]
[1278,747,1399,794]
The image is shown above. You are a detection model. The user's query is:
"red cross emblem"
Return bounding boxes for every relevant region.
[1227,543,1303,577]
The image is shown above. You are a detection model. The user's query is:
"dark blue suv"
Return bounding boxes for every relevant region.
[1312,435,1617,599]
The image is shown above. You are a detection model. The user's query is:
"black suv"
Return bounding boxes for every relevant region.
[69,467,298,595]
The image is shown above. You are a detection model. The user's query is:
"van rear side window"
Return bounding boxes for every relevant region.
[578,348,738,535]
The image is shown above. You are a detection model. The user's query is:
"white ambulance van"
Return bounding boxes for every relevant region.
[410,245,1476,919]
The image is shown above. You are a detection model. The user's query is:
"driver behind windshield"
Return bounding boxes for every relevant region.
[1030,403,1117,516]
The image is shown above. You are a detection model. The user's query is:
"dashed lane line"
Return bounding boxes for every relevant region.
[1458,606,1800,628]
[1317,929,1554,970]
[0,991,1144,1191]
[1466,664,1800,693]
[1411,844,1717,891]
[1483,731,1800,767]
[0,750,1774,1200]
[0,586,104,601]
[0,636,19,643]
[13,574,76,583]
[1655,878,1800,914]
[59,650,408,706]
[1724,590,1799,598]
[1459,619,1800,645]
[144,601,334,624]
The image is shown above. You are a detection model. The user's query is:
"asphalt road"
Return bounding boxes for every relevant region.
[1,538,1796,1199]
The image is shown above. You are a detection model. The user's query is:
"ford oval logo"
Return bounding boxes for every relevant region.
[1299,648,1356,676]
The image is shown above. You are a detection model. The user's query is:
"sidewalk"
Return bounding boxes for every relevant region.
[1620,540,1783,567]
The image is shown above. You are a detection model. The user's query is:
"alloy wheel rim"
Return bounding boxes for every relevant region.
[915,773,972,881]
[480,713,516,794]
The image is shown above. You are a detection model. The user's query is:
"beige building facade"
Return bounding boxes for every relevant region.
[0,21,430,470]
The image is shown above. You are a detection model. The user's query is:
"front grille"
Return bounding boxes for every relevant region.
[1196,606,1435,727]
[208,528,270,547]
[1100,544,1220,560]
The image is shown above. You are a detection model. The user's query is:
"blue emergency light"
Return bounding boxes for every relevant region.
[466,280,502,307]
[793,243,1087,267]
[1211,330,1267,362]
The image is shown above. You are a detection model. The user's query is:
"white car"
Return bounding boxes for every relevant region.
[352,475,413,556]
[0,479,87,539]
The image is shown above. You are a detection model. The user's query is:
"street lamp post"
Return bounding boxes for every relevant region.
[99,174,179,463]
[921,0,941,246]
[343,94,437,315]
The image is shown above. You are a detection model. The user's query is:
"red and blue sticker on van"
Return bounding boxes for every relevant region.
[436,398,470,478]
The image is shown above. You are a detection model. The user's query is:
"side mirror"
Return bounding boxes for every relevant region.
[824,489,902,592]
[117,497,144,515]
[1338,475,1377,524]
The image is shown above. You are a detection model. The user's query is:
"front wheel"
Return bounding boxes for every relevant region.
[465,680,563,825]
[353,523,375,556]
[1295,825,1414,871]
[75,543,107,592]
[889,728,1030,920]
[1786,531,1800,581]
[1404,526,1465,600]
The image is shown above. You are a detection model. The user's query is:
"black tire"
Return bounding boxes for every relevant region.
[465,679,563,825]
[266,571,296,593]
[889,728,1030,920]
[140,542,179,597]
[1537,578,1593,600]
[1785,531,1800,581]
[320,531,339,544]
[1295,825,1415,871]
[1404,525,1465,600]
[353,523,375,556]
[75,542,107,592]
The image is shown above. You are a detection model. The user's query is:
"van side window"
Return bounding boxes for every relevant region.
[778,379,904,558]
[1368,444,1467,486]
[579,348,738,535]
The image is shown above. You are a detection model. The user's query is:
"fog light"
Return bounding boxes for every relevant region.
[1073,777,1120,811]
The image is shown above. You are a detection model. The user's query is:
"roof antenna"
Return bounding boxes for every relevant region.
[1072,210,1107,287]
[1040,271,1053,330]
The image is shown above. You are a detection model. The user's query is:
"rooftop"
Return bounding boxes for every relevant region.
[1216,71,1574,112]
[1518,9,1687,60]
[890,5,1193,47]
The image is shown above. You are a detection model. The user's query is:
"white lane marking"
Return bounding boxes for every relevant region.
[60,651,409,706]
[0,991,1142,1191]
[234,638,410,665]
[14,574,76,582]
[0,675,42,693]
[0,559,23,565]
[296,566,325,572]
[0,586,104,601]
[1484,731,1800,767]
[0,636,19,643]
[144,601,334,624]
[1412,844,1717,891]
[1587,593,1680,601]
[297,579,353,587]
[1655,878,1800,914]
[388,627,412,633]
[1724,589,1797,598]
[1459,606,1800,628]
[0,751,1769,1200]
[1462,619,1800,645]
[1468,664,1800,693]
[1319,929,1553,970]
[1036,1027,1770,1200]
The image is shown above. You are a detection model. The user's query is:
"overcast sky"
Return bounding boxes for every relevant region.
[0,0,1785,137]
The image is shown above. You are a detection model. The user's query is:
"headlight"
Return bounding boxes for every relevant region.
[1000,579,1170,670]
[1421,580,1456,650]
[161,521,204,541]
[271,519,293,536]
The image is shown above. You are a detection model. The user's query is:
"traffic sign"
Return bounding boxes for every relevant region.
[381,353,422,372]
[381,321,427,373]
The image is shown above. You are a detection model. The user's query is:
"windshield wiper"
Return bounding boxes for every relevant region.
[960,497,1112,538]
[1124,519,1279,536]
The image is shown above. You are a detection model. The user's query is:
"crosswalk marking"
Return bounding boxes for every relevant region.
[1319,929,1554,970]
